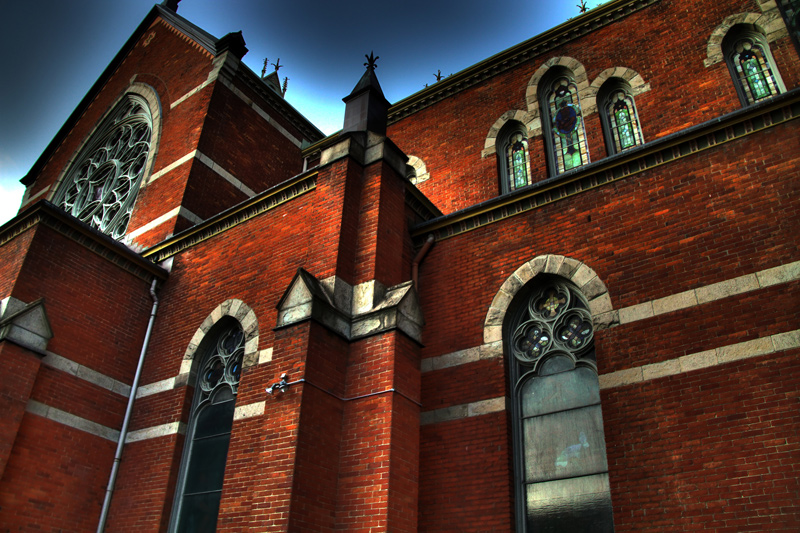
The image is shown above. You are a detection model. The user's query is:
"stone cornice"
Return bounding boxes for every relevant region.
[410,88,800,247]
[387,0,660,124]
[0,202,168,282]
[142,170,318,262]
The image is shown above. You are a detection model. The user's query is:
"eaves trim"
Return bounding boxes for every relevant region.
[0,202,168,282]
[387,0,660,124]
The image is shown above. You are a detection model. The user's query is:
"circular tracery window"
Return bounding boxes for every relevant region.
[511,280,594,366]
[53,94,153,240]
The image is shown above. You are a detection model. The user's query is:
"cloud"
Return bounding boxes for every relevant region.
[0,180,25,226]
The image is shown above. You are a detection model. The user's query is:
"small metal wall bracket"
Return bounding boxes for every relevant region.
[266,373,289,395]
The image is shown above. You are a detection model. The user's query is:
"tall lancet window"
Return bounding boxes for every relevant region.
[599,81,643,155]
[499,123,532,194]
[52,93,154,239]
[542,74,589,175]
[723,28,784,106]
[171,321,244,533]
[507,277,614,532]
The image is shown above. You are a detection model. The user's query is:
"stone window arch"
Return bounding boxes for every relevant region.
[722,25,785,105]
[598,78,644,154]
[484,256,617,532]
[525,57,591,137]
[50,83,162,240]
[539,67,590,175]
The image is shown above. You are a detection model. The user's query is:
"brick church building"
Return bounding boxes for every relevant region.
[1,0,798,530]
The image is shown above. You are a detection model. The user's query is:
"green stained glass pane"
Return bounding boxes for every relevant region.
[615,108,635,149]
[513,149,528,188]
[743,57,770,99]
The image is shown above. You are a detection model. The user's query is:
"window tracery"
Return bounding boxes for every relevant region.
[599,81,643,154]
[52,94,153,239]
[499,124,532,194]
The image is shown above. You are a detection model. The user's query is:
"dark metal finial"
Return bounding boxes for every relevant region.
[434,69,443,82]
[272,58,283,72]
[261,58,269,78]
[364,51,379,72]
[282,77,289,96]
[577,1,588,13]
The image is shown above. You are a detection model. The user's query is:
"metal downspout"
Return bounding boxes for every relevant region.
[97,278,160,532]
[412,234,435,290]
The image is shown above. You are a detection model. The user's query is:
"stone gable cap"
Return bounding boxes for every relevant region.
[0,297,53,352]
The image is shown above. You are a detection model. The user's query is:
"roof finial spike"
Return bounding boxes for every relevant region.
[272,58,283,72]
[261,58,269,78]
[434,69,443,82]
[364,51,379,72]
[282,77,289,96]
[161,0,180,12]
[577,0,589,13]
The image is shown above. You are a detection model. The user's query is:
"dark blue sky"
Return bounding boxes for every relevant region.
[0,0,605,223]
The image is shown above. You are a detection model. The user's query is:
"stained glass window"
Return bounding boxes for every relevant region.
[173,323,244,533]
[602,87,643,154]
[508,278,614,532]
[506,132,531,192]
[724,31,784,106]
[52,94,153,239]
[547,77,589,174]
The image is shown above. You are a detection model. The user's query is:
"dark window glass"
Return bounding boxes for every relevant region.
[509,278,614,532]
[172,323,244,532]
[177,492,223,533]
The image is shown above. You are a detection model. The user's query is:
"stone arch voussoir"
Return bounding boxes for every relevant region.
[183,299,260,375]
[525,57,591,120]
[483,255,618,345]
[586,67,651,114]
[704,11,787,67]
[481,110,533,157]
[406,155,430,185]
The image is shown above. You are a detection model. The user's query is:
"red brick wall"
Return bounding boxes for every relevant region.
[0,343,41,479]
[0,414,116,530]
[603,349,800,531]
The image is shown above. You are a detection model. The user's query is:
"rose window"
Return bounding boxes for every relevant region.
[52,94,153,240]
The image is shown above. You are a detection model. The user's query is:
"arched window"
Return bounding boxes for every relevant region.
[171,320,244,533]
[723,27,784,106]
[507,276,614,532]
[52,93,155,239]
[498,123,532,194]
[599,80,643,155]
[541,71,589,176]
